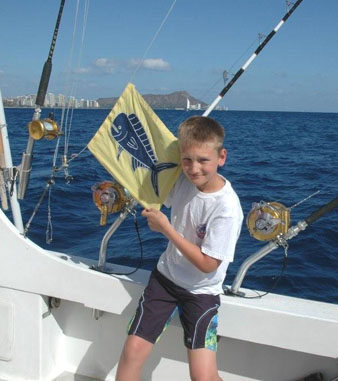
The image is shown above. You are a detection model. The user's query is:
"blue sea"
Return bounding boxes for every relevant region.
[3,108,338,304]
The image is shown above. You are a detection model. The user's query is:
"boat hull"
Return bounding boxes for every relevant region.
[1,209,338,380]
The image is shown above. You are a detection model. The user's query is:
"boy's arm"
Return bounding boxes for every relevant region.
[142,208,221,273]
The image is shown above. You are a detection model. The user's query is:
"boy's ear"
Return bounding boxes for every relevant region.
[218,148,227,166]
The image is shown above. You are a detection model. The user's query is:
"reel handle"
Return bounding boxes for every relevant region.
[100,205,109,226]
[305,197,338,226]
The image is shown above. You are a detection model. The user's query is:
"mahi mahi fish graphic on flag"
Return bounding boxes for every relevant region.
[111,112,177,197]
[88,83,181,210]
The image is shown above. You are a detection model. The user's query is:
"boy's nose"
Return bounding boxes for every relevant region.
[190,161,200,173]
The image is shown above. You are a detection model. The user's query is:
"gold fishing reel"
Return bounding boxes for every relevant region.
[28,118,61,140]
[91,181,132,226]
[246,201,290,241]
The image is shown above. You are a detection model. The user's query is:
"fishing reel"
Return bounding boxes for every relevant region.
[246,201,290,241]
[28,118,62,140]
[92,181,132,226]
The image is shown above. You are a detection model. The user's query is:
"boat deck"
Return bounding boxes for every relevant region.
[53,372,100,381]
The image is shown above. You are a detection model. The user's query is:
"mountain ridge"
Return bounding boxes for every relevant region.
[97,90,208,109]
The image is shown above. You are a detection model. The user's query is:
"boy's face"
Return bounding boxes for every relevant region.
[180,142,227,193]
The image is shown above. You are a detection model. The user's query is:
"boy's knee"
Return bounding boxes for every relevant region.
[121,335,153,365]
[121,338,140,362]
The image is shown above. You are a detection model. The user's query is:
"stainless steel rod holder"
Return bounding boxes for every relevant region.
[97,198,138,271]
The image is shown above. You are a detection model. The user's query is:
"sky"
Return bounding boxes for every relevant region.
[1,0,338,113]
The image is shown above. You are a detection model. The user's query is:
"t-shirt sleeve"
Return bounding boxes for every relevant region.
[201,208,242,262]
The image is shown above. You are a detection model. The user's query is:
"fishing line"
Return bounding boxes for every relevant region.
[64,0,90,161]
[46,186,54,244]
[317,172,338,198]
[53,0,84,169]
[67,144,89,163]
[24,175,56,236]
[129,0,177,82]
[54,0,88,163]
[57,0,81,144]
[199,39,257,104]
[201,25,273,102]
[61,0,90,159]
[290,190,321,210]
[232,252,288,299]
[48,0,89,240]
[184,0,304,111]
[287,170,338,212]
[62,0,178,161]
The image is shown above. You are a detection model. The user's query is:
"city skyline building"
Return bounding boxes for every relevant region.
[3,92,100,109]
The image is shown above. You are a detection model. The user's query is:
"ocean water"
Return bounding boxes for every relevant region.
[3,107,338,304]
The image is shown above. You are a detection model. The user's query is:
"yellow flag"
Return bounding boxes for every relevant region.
[88,83,181,210]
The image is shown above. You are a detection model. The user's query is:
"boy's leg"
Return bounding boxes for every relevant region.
[179,291,221,381]
[116,335,153,381]
[187,348,222,381]
[117,269,178,380]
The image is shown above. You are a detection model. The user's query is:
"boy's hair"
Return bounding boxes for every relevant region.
[178,116,225,152]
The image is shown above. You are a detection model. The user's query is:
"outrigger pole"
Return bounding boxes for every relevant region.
[18,0,66,199]
[203,0,304,117]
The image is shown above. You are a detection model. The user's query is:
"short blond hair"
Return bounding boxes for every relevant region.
[178,116,225,152]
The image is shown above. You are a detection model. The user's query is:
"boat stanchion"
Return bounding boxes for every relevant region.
[0,128,8,210]
[0,90,24,232]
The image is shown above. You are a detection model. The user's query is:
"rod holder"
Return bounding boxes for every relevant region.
[97,198,138,271]
[227,195,338,297]
[17,108,41,199]
[228,241,279,296]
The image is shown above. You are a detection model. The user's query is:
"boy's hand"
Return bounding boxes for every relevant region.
[141,208,170,234]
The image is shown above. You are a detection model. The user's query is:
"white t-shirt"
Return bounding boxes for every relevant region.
[157,173,243,295]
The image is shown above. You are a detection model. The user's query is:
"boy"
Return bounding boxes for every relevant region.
[116,116,243,381]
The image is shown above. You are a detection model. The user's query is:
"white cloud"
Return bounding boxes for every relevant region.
[77,57,171,76]
[143,58,171,71]
[128,58,171,71]
[93,58,118,74]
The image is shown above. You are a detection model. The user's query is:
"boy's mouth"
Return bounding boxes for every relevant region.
[190,174,203,181]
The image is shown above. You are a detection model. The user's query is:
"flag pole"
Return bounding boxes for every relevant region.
[203,0,304,116]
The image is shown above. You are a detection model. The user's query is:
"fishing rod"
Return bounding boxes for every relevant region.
[18,0,66,199]
[203,0,304,116]
[227,196,338,297]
